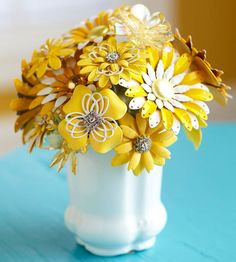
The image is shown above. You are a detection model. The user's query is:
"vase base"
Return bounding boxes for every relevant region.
[75,236,156,257]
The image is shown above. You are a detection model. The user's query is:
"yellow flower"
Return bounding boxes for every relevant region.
[112,113,177,175]
[77,37,146,88]
[122,45,213,136]
[111,4,173,49]
[27,38,75,78]
[69,11,113,49]
[58,85,127,153]
[174,29,231,105]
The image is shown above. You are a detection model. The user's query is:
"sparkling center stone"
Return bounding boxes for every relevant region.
[83,111,103,132]
[106,52,120,63]
[152,79,174,100]
[134,136,152,153]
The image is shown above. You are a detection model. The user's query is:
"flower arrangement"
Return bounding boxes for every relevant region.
[10,4,231,175]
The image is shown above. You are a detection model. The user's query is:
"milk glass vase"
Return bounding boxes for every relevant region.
[65,148,167,256]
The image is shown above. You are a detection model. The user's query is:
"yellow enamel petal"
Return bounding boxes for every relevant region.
[48,56,61,70]
[160,108,174,130]
[36,61,48,78]
[58,120,88,150]
[10,98,32,111]
[100,89,127,120]
[40,101,54,116]
[130,71,144,83]
[174,108,192,131]
[141,100,157,118]
[133,162,144,176]
[110,74,120,85]
[98,74,109,88]
[63,85,92,114]
[207,85,227,106]
[90,125,123,153]
[128,151,141,171]
[183,102,208,120]
[162,46,174,69]
[119,113,137,131]
[29,96,44,109]
[152,152,166,166]
[120,125,138,139]
[142,151,154,172]
[184,127,202,149]
[112,152,132,166]
[184,89,213,101]
[174,53,192,75]
[151,130,177,147]
[80,66,97,74]
[125,86,147,98]
[115,141,133,154]
[181,71,204,85]
[147,46,159,68]
[136,113,147,135]
[151,142,171,159]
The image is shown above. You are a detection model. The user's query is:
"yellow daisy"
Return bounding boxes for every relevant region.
[69,11,113,49]
[27,38,75,78]
[111,4,173,49]
[58,85,127,153]
[112,113,177,175]
[174,29,231,105]
[77,37,146,88]
[122,45,213,135]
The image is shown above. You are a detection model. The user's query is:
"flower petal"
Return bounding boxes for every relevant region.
[58,120,88,150]
[149,110,161,128]
[142,151,154,172]
[156,60,164,79]
[48,56,61,70]
[147,63,156,81]
[131,4,150,22]
[188,112,199,129]
[128,151,141,171]
[100,89,127,120]
[164,63,174,80]
[115,141,133,154]
[183,102,208,120]
[161,107,174,130]
[184,127,202,149]
[181,71,204,85]
[174,108,192,131]
[90,125,123,153]
[125,86,147,97]
[151,130,177,147]
[184,89,213,101]
[192,101,210,114]
[112,152,132,166]
[174,53,192,75]
[151,142,171,159]
[119,113,138,131]
[129,97,146,110]
[170,73,186,86]
[172,116,181,135]
[169,98,186,110]
[141,83,152,93]
[63,85,92,114]
[121,125,138,139]
[163,101,174,112]
[142,72,152,86]
[136,113,147,135]
[174,85,190,93]
[174,94,193,102]
[141,100,157,118]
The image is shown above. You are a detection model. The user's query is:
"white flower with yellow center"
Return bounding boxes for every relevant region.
[121,46,213,135]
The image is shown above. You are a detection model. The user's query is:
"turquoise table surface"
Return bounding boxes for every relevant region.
[0,123,236,262]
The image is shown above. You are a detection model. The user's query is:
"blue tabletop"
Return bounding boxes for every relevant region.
[0,123,236,262]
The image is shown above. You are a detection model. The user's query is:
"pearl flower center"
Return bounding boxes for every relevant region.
[106,52,120,63]
[83,111,103,132]
[152,79,174,100]
[134,136,152,153]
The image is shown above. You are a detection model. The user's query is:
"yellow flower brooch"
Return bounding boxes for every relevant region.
[10,4,231,175]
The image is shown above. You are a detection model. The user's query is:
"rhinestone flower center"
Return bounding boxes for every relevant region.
[106,52,120,63]
[83,111,103,132]
[134,136,152,153]
[152,79,174,100]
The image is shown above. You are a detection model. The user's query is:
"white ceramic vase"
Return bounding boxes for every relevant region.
[65,148,167,257]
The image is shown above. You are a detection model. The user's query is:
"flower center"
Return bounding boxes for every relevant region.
[134,136,152,153]
[106,52,120,63]
[83,111,103,132]
[68,75,81,90]
[152,79,174,100]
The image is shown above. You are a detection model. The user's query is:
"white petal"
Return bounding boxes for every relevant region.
[155,99,163,109]
[53,68,64,75]
[141,83,152,93]
[188,112,199,129]
[174,85,190,94]
[129,97,146,110]
[142,72,152,86]
[163,101,174,112]
[94,36,103,43]
[190,83,209,91]
[192,101,210,114]
[164,64,174,80]
[87,84,96,92]
[147,93,156,101]
[114,23,126,35]
[170,73,186,86]
[78,41,89,50]
[131,4,150,22]
[40,77,55,85]
[156,60,164,79]
[54,96,68,108]
[42,93,57,104]
[119,79,138,88]
[37,87,53,96]
[174,94,193,102]
[169,99,186,110]
[147,63,156,81]
[172,117,181,135]
[149,110,161,128]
